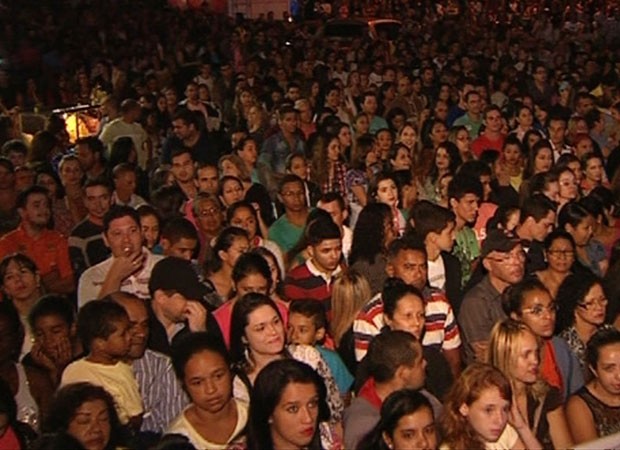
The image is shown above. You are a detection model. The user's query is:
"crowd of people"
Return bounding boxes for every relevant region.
[0,0,620,449]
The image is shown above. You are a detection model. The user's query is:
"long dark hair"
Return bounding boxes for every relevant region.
[247,359,329,450]
[349,203,392,265]
[358,389,435,450]
[555,273,603,333]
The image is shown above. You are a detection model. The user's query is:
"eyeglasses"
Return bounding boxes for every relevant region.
[578,296,608,310]
[486,250,526,263]
[522,303,558,317]
[547,249,574,258]
[199,207,220,217]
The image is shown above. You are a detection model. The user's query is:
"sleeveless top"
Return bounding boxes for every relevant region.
[15,363,39,429]
[576,386,620,437]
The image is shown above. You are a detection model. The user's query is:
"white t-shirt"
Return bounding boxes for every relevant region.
[427,256,446,291]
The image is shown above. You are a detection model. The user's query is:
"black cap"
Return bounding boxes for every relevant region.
[148,257,207,300]
[481,229,522,259]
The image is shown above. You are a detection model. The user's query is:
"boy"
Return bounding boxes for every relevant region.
[409,200,463,313]
[287,299,353,395]
[24,295,82,387]
[61,301,143,429]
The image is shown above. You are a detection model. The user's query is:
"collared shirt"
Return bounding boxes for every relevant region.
[133,349,189,433]
[0,223,73,279]
[283,259,343,314]
[77,249,163,307]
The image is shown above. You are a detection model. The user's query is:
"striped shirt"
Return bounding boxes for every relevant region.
[133,349,189,433]
[353,287,461,361]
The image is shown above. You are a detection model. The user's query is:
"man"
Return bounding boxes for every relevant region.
[179,81,223,135]
[0,185,74,294]
[386,73,418,120]
[69,178,112,279]
[360,91,388,134]
[195,162,219,195]
[548,115,573,161]
[170,147,198,201]
[111,163,146,208]
[147,256,223,355]
[295,98,316,140]
[317,192,352,260]
[75,136,106,180]
[162,108,214,165]
[453,91,483,137]
[78,206,163,307]
[448,175,482,288]
[343,330,435,450]
[107,291,188,433]
[323,82,352,125]
[515,195,556,273]
[99,99,151,170]
[353,237,461,377]
[283,217,343,314]
[471,105,505,158]
[526,62,554,110]
[447,77,476,126]
[259,105,305,176]
[268,174,309,253]
[159,217,199,260]
[458,229,526,364]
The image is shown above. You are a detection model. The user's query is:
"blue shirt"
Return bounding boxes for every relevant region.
[317,346,354,393]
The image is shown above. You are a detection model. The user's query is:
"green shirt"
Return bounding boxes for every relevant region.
[452,226,480,287]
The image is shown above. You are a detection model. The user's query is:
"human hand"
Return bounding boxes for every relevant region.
[472,341,489,362]
[111,250,145,280]
[184,301,207,332]
[52,336,74,368]
[508,397,527,431]
[30,342,56,372]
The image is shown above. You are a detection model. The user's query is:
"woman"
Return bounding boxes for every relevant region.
[227,200,284,273]
[499,136,524,193]
[510,105,535,143]
[580,152,609,195]
[232,88,257,128]
[388,143,413,172]
[218,175,245,210]
[534,230,576,298]
[246,104,267,148]
[0,253,44,359]
[358,389,437,450]
[556,167,579,209]
[448,126,473,163]
[487,319,573,449]
[35,167,70,235]
[345,135,380,223]
[523,140,553,181]
[330,270,372,375]
[379,278,453,399]
[566,328,620,443]
[56,155,87,235]
[247,359,332,450]
[229,293,343,425]
[192,193,225,265]
[213,251,287,348]
[556,273,613,381]
[311,133,348,198]
[136,205,162,253]
[375,129,394,164]
[350,203,396,295]
[41,382,125,450]
[419,142,462,203]
[558,201,607,277]
[397,123,419,156]
[205,227,250,307]
[371,172,406,236]
[168,332,248,449]
[253,246,287,305]
[440,363,542,450]
[503,279,584,401]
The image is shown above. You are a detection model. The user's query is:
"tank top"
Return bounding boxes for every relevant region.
[576,386,620,437]
[15,363,39,430]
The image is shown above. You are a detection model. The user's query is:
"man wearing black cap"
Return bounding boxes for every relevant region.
[147,256,223,355]
[458,229,526,364]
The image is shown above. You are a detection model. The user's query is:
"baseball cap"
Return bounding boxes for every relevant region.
[148,257,207,300]
[481,229,522,259]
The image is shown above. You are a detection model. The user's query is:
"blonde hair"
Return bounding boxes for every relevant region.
[441,363,512,450]
[330,270,372,347]
[487,319,548,402]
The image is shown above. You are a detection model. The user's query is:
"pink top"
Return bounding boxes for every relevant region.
[214,299,289,348]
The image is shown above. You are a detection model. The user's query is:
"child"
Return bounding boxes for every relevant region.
[24,295,82,387]
[60,301,143,429]
[409,200,463,313]
[287,299,353,395]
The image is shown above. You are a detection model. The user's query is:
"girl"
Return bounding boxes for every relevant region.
[371,172,406,236]
[247,359,332,450]
[523,140,553,180]
[440,363,542,450]
[136,205,162,252]
[419,142,462,203]
[580,153,609,195]
[358,389,437,450]
[311,133,348,198]
[556,167,579,209]
[389,143,413,172]
[205,227,250,307]
[488,319,573,449]
[448,126,473,163]
[398,123,419,155]
[499,136,524,193]
[345,134,381,222]
[168,333,248,449]
[566,328,620,443]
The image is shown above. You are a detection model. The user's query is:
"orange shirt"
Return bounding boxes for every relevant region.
[0,224,73,279]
